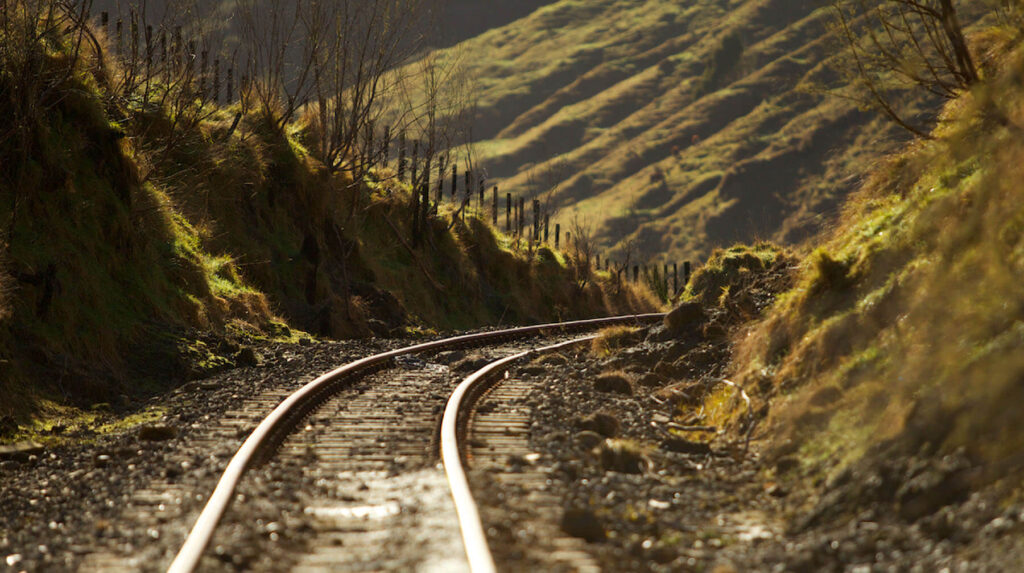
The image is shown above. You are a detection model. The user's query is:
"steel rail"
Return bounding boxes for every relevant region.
[167,313,662,573]
[441,337,596,573]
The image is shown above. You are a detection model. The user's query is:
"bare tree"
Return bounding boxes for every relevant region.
[831,0,981,137]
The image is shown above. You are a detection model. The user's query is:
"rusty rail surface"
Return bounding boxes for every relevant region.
[167,313,663,573]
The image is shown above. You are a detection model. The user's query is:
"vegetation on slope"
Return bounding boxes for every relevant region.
[705,18,1024,512]
[0,2,658,421]
[431,0,993,265]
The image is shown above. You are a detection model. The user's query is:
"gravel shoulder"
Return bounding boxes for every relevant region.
[472,323,1024,572]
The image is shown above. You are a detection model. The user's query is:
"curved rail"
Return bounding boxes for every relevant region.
[167,314,663,573]
[441,337,597,573]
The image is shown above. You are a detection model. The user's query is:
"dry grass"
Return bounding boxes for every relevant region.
[725,38,1024,486]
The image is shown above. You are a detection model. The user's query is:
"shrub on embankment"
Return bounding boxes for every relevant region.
[722,33,1024,496]
[0,4,659,419]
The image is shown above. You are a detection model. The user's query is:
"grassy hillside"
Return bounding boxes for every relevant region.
[688,19,1024,517]
[437,0,988,264]
[0,4,658,420]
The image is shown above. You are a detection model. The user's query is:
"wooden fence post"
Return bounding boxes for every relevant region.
[145,25,153,68]
[411,140,419,186]
[555,224,560,249]
[436,156,445,208]
[382,126,392,167]
[479,180,485,214]
[492,186,498,226]
[684,261,692,286]
[464,170,471,215]
[536,199,544,241]
[451,164,458,201]
[518,197,525,236]
[544,214,549,243]
[200,50,208,99]
[398,131,407,182]
[116,18,123,55]
[633,265,640,283]
[506,193,512,232]
[226,66,234,103]
[673,262,679,295]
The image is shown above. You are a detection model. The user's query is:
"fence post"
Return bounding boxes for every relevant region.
[116,18,123,55]
[684,261,692,286]
[555,224,560,249]
[226,66,234,103]
[479,180,486,214]
[411,140,419,186]
[145,25,153,68]
[130,10,138,62]
[520,197,526,237]
[673,262,679,295]
[382,126,392,167]
[160,28,167,68]
[200,50,208,99]
[544,214,549,243]
[398,131,407,182]
[633,266,640,283]
[506,193,512,233]
[492,186,498,226]
[436,156,445,208]
[451,164,458,201]
[464,170,471,215]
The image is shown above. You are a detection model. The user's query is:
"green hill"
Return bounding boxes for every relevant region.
[440,0,959,263]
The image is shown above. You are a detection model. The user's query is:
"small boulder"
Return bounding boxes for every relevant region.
[138,425,178,442]
[561,508,606,542]
[234,347,262,367]
[574,431,605,450]
[578,413,621,438]
[661,437,712,455]
[593,373,633,396]
[598,439,649,474]
[638,373,666,388]
[664,302,705,334]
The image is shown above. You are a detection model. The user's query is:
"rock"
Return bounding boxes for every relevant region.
[775,456,800,474]
[138,425,178,442]
[0,441,44,461]
[521,365,547,376]
[561,508,606,542]
[577,413,620,438]
[538,353,570,367]
[661,437,712,455]
[454,355,491,373]
[896,453,971,521]
[574,431,604,450]
[593,373,633,396]
[664,302,705,334]
[597,439,649,474]
[234,347,261,367]
[218,339,241,354]
[0,416,18,438]
[367,319,389,336]
[299,337,314,346]
[638,373,666,388]
[94,454,112,467]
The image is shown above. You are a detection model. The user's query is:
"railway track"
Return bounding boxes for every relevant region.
[167,314,663,572]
